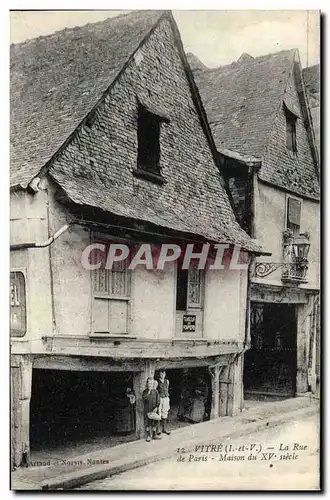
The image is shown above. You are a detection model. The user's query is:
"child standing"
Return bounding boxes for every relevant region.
[157,369,171,435]
[142,377,162,442]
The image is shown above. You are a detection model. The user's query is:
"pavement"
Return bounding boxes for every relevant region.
[77,414,319,490]
[11,394,319,491]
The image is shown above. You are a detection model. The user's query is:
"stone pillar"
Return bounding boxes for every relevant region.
[11,355,33,469]
[296,303,309,394]
[208,365,220,420]
[133,359,155,439]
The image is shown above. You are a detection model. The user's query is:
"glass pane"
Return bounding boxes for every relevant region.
[188,264,202,305]
[110,260,127,296]
[94,268,109,293]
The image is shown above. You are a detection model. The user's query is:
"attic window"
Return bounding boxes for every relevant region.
[84,111,97,132]
[137,106,161,173]
[285,107,297,154]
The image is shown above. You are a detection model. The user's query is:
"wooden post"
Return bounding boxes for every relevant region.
[219,365,230,417]
[208,365,220,420]
[133,360,155,439]
[296,303,309,394]
[227,355,243,417]
[11,355,33,469]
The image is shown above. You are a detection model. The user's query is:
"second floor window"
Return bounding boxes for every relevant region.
[285,108,297,154]
[176,263,204,311]
[92,246,130,335]
[10,271,26,337]
[286,197,301,235]
[137,106,161,174]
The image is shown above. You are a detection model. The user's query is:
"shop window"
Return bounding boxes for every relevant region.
[10,271,26,337]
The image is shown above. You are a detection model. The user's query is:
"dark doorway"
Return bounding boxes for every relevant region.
[244,303,297,397]
[163,367,211,427]
[30,369,135,452]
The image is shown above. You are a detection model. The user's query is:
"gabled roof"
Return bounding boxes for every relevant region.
[10,10,263,253]
[192,49,320,199]
[302,64,320,153]
[192,49,295,159]
[10,10,165,188]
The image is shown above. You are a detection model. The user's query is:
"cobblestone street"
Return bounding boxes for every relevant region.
[77,414,319,491]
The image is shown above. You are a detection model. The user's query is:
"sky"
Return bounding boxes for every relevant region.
[10,10,320,68]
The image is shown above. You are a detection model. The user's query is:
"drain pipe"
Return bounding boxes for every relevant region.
[10,223,72,251]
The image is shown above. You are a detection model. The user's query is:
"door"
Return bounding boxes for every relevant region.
[244,302,297,396]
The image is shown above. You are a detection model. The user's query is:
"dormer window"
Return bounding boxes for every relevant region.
[285,108,297,154]
[137,106,161,174]
[134,102,170,185]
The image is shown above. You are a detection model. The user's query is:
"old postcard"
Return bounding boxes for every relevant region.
[10,9,320,491]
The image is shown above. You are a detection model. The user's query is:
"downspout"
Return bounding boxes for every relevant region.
[243,167,258,349]
[10,223,72,251]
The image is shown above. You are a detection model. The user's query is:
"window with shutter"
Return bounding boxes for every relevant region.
[176,263,204,311]
[286,197,301,235]
[10,271,26,337]
[92,242,130,335]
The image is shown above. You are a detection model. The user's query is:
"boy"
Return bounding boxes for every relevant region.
[157,369,171,435]
[142,377,162,442]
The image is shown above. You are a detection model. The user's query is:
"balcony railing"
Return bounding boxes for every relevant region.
[254,231,310,284]
[282,231,310,284]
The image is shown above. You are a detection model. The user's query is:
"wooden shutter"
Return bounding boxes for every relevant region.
[10,272,26,337]
[92,248,130,334]
[187,263,203,309]
[287,198,301,229]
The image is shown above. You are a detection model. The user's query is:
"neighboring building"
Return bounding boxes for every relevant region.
[191,49,320,399]
[10,11,262,468]
[303,64,320,154]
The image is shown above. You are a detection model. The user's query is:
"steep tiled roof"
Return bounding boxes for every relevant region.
[303,64,320,153]
[10,10,164,188]
[186,52,207,72]
[192,49,319,199]
[52,171,262,251]
[303,64,320,98]
[10,11,263,253]
[192,49,295,159]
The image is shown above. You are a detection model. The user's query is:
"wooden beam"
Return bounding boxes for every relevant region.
[35,337,244,360]
[219,365,230,417]
[227,356,243,416]
[209,365,221,420]
[11,355,32,469]
[32,355,144,372]
[155,354,231,370]
[133,371,145,440]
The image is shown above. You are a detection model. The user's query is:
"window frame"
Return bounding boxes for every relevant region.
[90,236,132,337]
[285,107,298,154]
[285,194,303,236]
[137,105,161,175]
[176,262,204,312]
[10,269,27,338]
